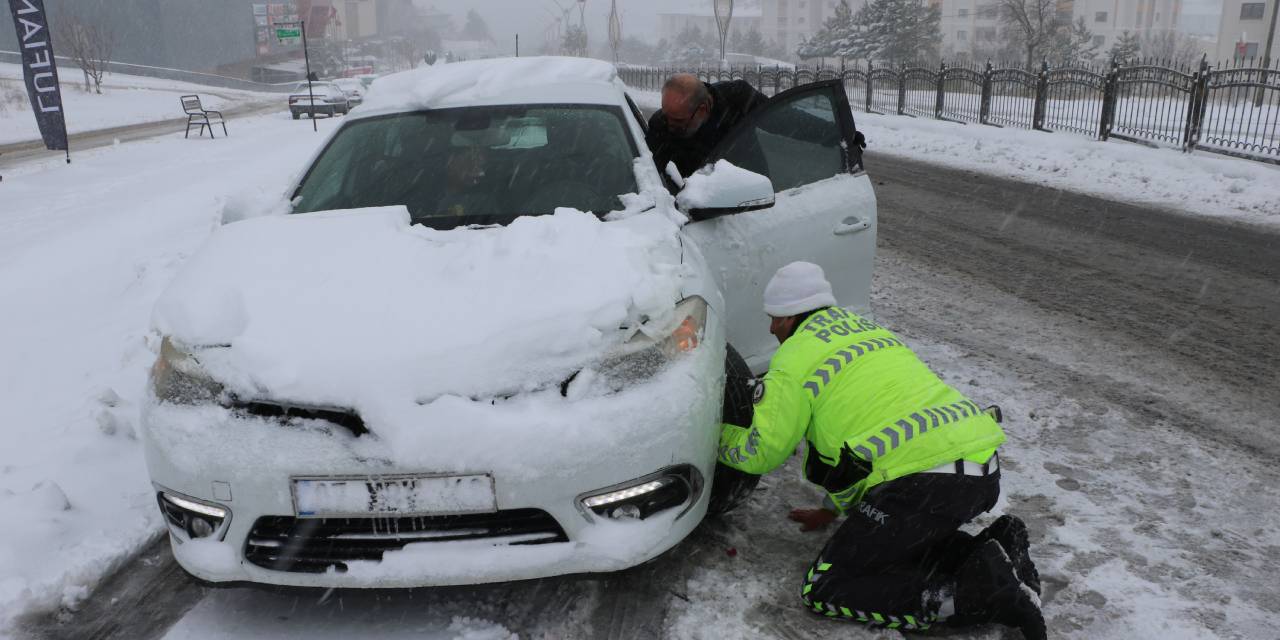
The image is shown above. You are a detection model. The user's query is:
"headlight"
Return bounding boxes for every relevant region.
[157,490,231,541]
[151,337,223,404]
[597,296,708,386]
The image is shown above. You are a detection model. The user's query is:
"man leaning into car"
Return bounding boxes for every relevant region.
[646,73,767,179]
[717,262,1047,640]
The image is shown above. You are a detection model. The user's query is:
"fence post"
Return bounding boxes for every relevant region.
[897,62,906,115]
[1032,59,1049,130]
[1099,59,1118,141]
[980,60,993,125]
[1183,56,1210,152]
[775,64,781,96]
[935,61,947,119]
[866,59,874,112]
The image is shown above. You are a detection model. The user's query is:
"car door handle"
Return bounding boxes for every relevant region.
[833,217,870,236]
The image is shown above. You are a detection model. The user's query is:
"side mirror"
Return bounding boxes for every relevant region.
[676,160,775,221]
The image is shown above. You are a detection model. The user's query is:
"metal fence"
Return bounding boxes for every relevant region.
[617,57,1280,165]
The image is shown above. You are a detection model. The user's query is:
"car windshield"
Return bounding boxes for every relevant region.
[292,104,639,230]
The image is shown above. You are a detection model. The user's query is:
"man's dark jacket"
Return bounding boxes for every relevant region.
[646,79,768,178]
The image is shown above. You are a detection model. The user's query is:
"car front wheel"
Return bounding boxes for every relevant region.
[707,344,761,515]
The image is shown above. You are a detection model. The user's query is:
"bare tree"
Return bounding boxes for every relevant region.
[55,11,115,94]
[998,0,1064,68]
[1140,30,1204,69]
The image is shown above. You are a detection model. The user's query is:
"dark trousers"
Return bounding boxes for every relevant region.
[801,471,1001,630]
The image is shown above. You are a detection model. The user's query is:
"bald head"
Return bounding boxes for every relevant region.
[661,74,713,139]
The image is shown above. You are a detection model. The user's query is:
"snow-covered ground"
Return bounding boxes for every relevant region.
[0,63,280,145]
[0,112,341,633]
[631,91,1280,229]
[1,83,1277,640]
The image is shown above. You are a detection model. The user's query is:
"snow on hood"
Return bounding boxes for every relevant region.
[152,207,687,409]
[360,56,623,114]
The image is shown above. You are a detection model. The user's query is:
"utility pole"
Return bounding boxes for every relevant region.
[714,0,734,67]
[1259,0,1278,106]
[608,0,622,63]
[302,20,316,132]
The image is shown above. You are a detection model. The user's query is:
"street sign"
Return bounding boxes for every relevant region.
[275,27,301,40]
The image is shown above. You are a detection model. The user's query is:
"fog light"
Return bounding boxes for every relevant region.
[610,504,642,520]
[189,516,215,538]
[580,470,693,521]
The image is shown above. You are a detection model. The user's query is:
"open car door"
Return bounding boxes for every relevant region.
[680,80,877,372]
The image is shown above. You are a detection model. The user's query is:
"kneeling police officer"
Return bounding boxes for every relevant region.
[718,262,1045,639]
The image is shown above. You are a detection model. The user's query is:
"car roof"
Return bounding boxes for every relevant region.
[352,56,626,119]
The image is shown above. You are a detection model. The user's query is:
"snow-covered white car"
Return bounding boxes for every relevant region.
[142,57,876,588]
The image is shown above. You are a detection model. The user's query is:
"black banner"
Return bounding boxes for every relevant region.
[8,0,68,152]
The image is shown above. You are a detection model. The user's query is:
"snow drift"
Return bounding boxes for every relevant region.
[152,206,688,410]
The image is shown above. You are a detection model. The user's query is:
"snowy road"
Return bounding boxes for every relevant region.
[6,114,1280,639]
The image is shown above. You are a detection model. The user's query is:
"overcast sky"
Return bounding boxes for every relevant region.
[416,0,1227,52]
[416,0,670,52]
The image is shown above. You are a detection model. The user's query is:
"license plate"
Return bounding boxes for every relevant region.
[291,474,496,517]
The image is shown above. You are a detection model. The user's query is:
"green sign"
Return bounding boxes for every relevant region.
[275,27,301,40]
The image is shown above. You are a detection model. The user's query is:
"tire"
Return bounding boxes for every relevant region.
[707,344,762,516]
[292,112,300,120]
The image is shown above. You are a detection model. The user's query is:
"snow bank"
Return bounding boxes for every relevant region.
[852,111,1280,228]
[0,112,342,633]
[360,56,622,114]
[154,206,686,403]
[149,205,697,473]
[0,63,278,145]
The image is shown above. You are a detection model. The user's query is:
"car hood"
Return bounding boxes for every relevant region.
[152,206,688,409]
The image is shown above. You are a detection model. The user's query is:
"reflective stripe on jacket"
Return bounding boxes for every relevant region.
[717,306,1005,513]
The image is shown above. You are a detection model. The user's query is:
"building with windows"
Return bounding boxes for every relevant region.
[938,0,1006,61]
[1071,0,1181,53]
[656,0,763,49]
[937,0,1187,62]
[760,0,868,59]
[1216,0,1276,61]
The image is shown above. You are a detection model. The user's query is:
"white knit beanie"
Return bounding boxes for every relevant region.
[763,261,837,317]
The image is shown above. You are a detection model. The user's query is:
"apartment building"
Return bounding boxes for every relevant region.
[1073,0,1181,51]
[656,1,763,44]
[938,0,1006,60]
[939,0,1183,60]
[1215,0,1276,61]
[760,0,871,57]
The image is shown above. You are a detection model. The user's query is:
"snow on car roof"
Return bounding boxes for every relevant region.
[357,56,625,115]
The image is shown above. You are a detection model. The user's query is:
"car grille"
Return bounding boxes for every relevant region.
[244,509,568,573]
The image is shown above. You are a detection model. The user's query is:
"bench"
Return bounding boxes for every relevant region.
[181,95,227,139]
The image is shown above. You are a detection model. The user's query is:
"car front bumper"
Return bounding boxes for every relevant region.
[140,343,725,588]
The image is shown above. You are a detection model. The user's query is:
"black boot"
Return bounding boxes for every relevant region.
[978,514,1041,595]
[954,540,1046,640]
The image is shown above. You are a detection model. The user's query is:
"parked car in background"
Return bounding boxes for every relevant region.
[288,82,349,119]
[333,78,365,108]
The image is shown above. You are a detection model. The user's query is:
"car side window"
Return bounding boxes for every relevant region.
[713,89,845,192]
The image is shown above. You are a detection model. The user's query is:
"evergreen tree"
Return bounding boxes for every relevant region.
[796,0,854,59]
[1108,30,1141,64]
[740,29,768,56]
[842,0,941,63]
[562,25,587,57]
[462,9,493,42]
[661,25,718,65]
[1048,16,1100,65]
